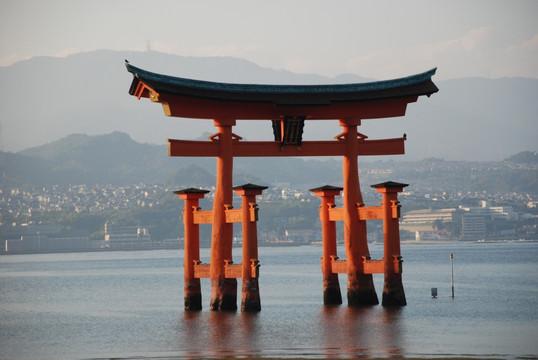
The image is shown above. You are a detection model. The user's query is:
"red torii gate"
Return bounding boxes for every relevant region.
[126,62,438,311]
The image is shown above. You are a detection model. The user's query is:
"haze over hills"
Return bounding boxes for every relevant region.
[0,132,343,188]
[1,132,536,197]
[0,50,536,161]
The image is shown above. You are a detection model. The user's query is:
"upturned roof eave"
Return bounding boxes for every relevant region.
[126,61,438,105]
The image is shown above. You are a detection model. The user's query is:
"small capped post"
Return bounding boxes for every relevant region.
[174,188,210,311]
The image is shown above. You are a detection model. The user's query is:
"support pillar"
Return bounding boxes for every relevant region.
[310,185,343,305]
[210,119,238,311]
[371,181,408,306]
[233,183,267,312]
[175,188,210,311]
[339,119,378,306]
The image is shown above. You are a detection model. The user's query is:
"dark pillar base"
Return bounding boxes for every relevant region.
[347,273,379,306]
[324,287,343,305]
[323,275,343,305]
[382,280,407,307]
[210,278,238,311]
[184,280,202,311]
[241,279,261,312]
[241,299,261,312]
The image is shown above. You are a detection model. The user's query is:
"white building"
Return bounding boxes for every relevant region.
[402,208,455,224]
[459,205,518,221]
[104,222,152,248]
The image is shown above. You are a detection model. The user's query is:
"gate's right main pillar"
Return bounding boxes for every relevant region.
[371,181,408,306]
[340,119,379,306]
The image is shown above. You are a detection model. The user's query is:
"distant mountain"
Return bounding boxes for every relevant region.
[17,132,174,185]
[1,132,173,185]
[505,151,538,163]
[1,50,537,161]
[0,132,343,187]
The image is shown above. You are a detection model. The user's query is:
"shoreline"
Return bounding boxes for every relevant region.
[1,238,536,256]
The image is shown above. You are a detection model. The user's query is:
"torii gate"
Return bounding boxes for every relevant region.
[125,62,438,311]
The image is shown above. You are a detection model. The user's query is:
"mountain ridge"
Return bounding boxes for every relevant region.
[1,50,537,161]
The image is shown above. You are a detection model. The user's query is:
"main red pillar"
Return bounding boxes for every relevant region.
[340,119,379,306]
[372,181,407,306]
[233,183,267,312]
[174,188,209,311]
[210,119,237,311]
[310,185,343,305]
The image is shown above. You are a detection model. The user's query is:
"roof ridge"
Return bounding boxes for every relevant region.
[125,61,437,94]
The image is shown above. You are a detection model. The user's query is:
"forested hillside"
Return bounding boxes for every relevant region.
[1,132,536,195]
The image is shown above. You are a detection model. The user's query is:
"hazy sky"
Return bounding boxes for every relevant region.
[1,0,537,80]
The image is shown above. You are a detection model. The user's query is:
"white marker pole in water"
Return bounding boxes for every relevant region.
[450,253,454,298]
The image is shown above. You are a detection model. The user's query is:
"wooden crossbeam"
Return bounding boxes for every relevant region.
[225,208,243,223]
[224,262,243,278]
[192,207,258,224]
[328,256,402,274]
[362,259,385,274]
[327,205,386,222]
[193,261,210,278]
[193,261,259,279]
[168,137,405,157]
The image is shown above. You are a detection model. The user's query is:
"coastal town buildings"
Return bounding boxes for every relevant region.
[1,179,536,253]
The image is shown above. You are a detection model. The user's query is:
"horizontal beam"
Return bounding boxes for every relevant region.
[168,137,405,157]
[193,209,212,224]
[224,263,243,278]
[328,205,385,222]
[158,93,415,120]
[363,259,385,274]
[225,261,259,279]
[331,259,348,273]
[359,206,385,220]
[192,207,258,224]
[225,208,243,223]
[192,261,259,278]
[329,257,402,274]
[170,139,219,157]
[193,262,210,278]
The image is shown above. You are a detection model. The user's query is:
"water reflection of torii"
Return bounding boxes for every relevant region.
[125,62,438,312]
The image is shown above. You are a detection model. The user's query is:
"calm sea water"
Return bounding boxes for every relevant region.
[1,241,537,359]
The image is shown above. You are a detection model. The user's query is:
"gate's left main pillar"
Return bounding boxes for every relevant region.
[340,119,379,306]
[210,119,237,311]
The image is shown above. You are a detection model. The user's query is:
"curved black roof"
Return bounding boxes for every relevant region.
[126,61,438,106]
